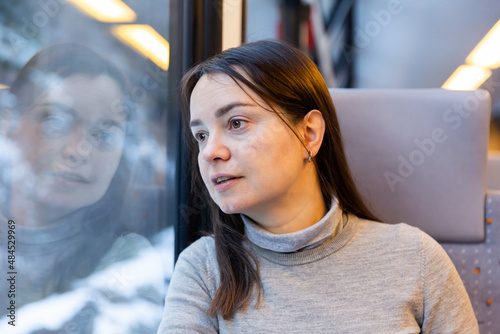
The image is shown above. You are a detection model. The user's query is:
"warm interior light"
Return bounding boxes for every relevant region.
[466,20,500,69]
[0,84,9,89]
[111,25,169,71]
[222,0,243,51]
[68,0,136,22]
[442,65,491,90]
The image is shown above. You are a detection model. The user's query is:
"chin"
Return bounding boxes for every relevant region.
[36,188,103,211]
[217,203,239,215]
[40,197,95,211]
[214,198,251,216]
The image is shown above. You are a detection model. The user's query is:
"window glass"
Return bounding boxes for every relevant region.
[0,1,173,332]
[246,0,279,42]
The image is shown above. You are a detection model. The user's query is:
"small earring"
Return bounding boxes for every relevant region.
[307,149,312,163]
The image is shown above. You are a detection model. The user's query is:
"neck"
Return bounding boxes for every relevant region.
[245,166,327,234]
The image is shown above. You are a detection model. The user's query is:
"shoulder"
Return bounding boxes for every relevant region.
[114,232,154,251]
[168,236,219,300]
[161,237,220,332]
[355,216,423,244]
[97,232,155,266]
[90,232,165,300]
[176,236,217,271]
[353,216,446,258]
[184,235,216,251]
[172,236,219,290]
[94,233,165,293]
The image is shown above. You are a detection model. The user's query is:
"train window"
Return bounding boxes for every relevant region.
[0,1,173,332]
[246,0,280,42]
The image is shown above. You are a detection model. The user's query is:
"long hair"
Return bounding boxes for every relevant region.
[5,42,134,291]
[180,40,378,319]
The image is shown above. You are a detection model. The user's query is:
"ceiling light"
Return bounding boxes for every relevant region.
[68,0,136,23]
[442,65,491,90]
[466,20,500,69]
[111,25,169,71]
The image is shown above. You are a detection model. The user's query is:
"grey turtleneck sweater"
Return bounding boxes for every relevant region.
[158,204,478,333]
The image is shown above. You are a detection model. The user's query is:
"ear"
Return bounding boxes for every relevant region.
[301,109,325,159]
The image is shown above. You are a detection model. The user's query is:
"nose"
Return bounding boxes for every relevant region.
[61,129,93,168]
[201,133,230,164]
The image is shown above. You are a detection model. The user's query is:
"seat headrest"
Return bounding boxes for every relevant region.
[331,88,490,242]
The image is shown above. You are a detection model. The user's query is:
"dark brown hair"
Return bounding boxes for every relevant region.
[8,42,128,112]
[180,40,378,319]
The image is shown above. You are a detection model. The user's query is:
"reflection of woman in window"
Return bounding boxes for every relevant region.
[159,40,478,333]
[0,43,163,333]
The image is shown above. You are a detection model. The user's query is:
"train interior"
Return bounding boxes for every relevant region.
[0,0,499,332]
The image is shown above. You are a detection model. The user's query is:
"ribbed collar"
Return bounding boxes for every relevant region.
[242,198,343,253]
[249,214,357,266]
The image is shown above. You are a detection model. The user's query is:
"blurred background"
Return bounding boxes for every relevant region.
[246,0,500,147]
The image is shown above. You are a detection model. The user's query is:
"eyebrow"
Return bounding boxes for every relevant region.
[189,102,254,128]
[36,102,125,132]
[99,119,126,132]
[36,102,77,117]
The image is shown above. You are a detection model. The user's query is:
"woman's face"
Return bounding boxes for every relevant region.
[189,73,310,219]
[7,74,126,213]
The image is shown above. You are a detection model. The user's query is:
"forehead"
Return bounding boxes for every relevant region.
[189,73,261,119]
[35,74,126,122]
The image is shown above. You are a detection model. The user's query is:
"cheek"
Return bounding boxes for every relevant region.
[97,151,122,179]
[11,132,60,172]
[239,123,285,158]
[86,151,122,199]
[249,128,304,182]
[197,154,211,187]
[248,125,300,161]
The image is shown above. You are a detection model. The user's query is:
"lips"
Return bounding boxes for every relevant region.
[210,174,242,192]
[55,171,91,184]
[211,174,240,185]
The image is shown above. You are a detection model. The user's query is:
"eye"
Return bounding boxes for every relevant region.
[96,131,115,146]
[194,131,208,143]
[41,113,73,137]
[89,127,123,151]
[230,119,246,130]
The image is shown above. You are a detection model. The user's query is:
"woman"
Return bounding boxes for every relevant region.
[0,43,164,333]
[158,40,478,333]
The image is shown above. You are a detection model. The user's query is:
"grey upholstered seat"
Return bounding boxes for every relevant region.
[331,88,490,243]
[331,88,498,333]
